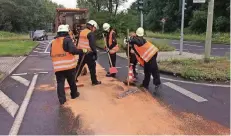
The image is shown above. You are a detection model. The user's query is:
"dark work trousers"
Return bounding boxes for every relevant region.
[125,50,137,76]
[55,68,78,104]
[76,54,98,84]
[130,53,138,76]
[142,53,161,88]
[108,53,116,76]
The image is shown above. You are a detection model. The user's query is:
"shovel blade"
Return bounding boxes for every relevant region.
[109,67,118,74]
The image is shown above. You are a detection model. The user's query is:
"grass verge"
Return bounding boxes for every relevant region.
[158,57,230,82]
[0,72,4,80]
[146,31,230,44]
[96,38,175,52]
[0,40,38,56]
[0,31,29,41]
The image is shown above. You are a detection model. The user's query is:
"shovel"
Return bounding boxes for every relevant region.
[102,34,118,74]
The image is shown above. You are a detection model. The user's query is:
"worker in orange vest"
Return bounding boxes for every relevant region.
[127,27,161,91]
[76,20,101,85]
[50,24,88,105]
[103,23,119,77]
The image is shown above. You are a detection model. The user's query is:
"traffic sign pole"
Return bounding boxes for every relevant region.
[204,0,214,62]
[180,0,185,55]
[141,10,143,28]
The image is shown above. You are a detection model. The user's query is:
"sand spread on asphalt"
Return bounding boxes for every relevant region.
[63,64,230,135]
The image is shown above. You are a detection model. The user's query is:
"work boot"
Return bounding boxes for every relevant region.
[139,84,149,91]
[92,81,102,86]
[59,99,67,105]
[106,72,111,77]
[155,84,162,91]
[71,92,80,99]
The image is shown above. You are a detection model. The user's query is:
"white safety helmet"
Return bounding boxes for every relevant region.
[136,27,144,37]
[65,24,70,30]
[87,20,98,29]
[103,23,110,31]
[57,24,69,32]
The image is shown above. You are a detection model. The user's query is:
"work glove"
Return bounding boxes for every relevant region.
[82,49,88,54]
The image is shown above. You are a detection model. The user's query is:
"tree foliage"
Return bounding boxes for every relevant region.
[0,0,63,32]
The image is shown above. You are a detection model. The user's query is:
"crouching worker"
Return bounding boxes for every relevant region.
[50,24,88,105]
[128,27,161,91]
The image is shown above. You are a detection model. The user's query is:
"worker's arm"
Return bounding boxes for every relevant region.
[108,32,117,50]
[63,37,83,55]
[87,32,97,53]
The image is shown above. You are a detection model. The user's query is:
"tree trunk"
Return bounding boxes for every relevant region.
[109,0,112,13]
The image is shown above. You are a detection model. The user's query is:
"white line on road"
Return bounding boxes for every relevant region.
[9,74,38,135]
[11,76,30,86]
[37,72,49,74]
[44,40,52,53]
[0,90,19,117]
[33,50,39,53]
[163,82,208,102]
[28,55,39,57]
[12,73,27,76]
[139,72,230,88]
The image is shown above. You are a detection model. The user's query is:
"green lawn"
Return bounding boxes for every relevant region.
[158,57,230,82]
[0,31,29,41]
[0,40,38,56]
[96,38,175,52]
[146,31,230,44]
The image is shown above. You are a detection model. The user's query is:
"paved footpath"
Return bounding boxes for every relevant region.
[0,40,230,135]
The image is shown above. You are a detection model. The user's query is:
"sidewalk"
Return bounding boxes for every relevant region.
[0,56,26,82]
[117,51,203,62]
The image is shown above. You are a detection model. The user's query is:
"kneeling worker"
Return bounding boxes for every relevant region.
[76,20,101,85]
[128,27,161,91]
[103,23,119,77]
[50,24,87,105]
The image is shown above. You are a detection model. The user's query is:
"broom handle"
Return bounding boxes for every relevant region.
[75,53,86,80]
[127,29,130,87]
[102,34,113,67]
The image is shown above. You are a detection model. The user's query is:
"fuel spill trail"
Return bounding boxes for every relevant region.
[62,64,230,135]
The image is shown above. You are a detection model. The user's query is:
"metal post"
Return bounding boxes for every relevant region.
[204,0,215,62]
[180,0,185,55]
[141,10,143,28]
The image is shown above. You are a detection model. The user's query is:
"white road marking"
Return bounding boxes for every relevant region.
[11,76,30,86]
[115,67,122,69]
[139,72,230,88]
[12,73,27,76]
[163,82,208,102]
[0,90,19,117]
[9,74,38,135]
[33,50,39,53]
[36,48,44,51]
[37,72,49,74]
[44,40,52,53]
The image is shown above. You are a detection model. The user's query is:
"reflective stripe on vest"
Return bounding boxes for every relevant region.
[51,37,76,72]
[77,28,91,50]
[134,41,158,62]
[109,30,119,54]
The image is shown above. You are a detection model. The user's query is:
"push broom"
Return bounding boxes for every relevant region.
[102,34,118,74]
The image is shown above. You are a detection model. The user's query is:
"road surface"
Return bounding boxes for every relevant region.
[153,38,230,57]
[0,39,230,134]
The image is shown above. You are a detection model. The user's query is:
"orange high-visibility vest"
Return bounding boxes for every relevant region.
[51,37,76,72]
[77,28,91,51]
[134,41,158,62]
[108,30,119,54]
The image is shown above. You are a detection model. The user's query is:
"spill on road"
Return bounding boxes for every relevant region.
[62,64,230,134]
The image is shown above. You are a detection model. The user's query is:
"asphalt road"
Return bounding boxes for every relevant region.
[97,49,230,128]
[153,38,230,57]
[0,39,230,135]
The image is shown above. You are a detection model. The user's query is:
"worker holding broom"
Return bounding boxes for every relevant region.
[76,20,101,85]
[50,24,88,105]
[103,23,119,77]
[127,27,161,91]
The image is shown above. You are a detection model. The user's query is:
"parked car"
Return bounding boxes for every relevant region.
[33,30,48,41]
